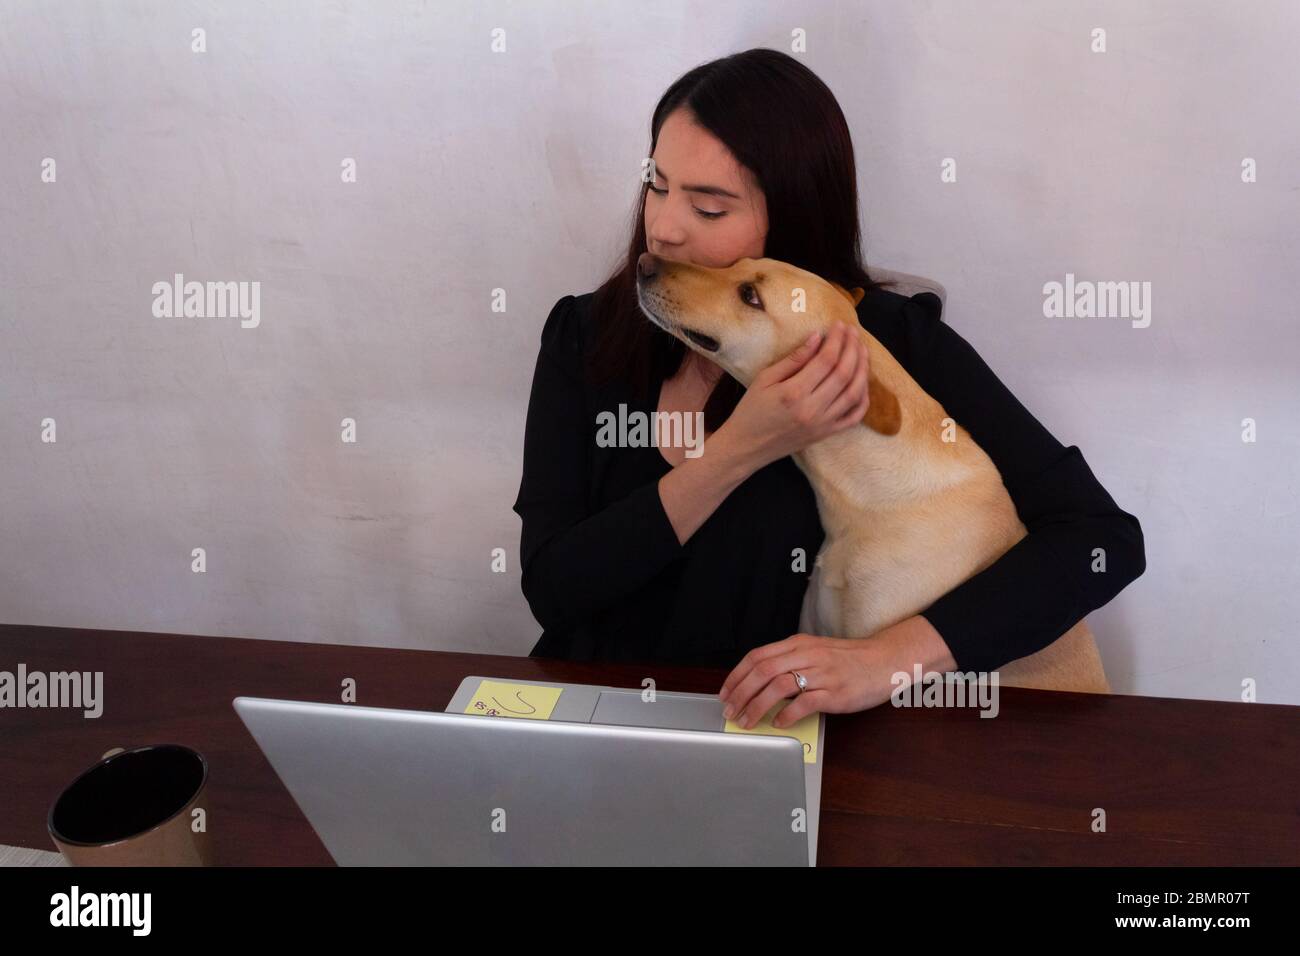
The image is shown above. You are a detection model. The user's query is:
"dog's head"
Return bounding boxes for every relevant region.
[634,252,901,435]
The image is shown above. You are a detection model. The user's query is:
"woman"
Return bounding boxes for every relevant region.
[512,49,1145,729]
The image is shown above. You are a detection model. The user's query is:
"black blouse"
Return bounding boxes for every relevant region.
[511,288,1146,672]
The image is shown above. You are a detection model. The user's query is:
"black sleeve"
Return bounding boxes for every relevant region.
[896,299,1147,672]
[511,295,685,632]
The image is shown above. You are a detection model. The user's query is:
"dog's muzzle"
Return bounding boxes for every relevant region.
[636,288,721,353]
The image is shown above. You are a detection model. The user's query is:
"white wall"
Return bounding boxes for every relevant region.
[1,1,1296,703]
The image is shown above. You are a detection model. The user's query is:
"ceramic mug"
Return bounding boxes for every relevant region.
[48,744,212,865]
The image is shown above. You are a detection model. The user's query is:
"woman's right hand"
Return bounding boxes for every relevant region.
[716,321,872,474]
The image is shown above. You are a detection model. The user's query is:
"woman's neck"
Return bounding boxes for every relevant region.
[680,351,723,389]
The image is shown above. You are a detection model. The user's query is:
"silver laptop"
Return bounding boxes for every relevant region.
[233,676,825,866]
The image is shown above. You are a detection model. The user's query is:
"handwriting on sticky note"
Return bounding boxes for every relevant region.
[464,680,563,720]
[723,699,817,763]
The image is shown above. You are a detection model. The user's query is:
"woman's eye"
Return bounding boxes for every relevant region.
[739,283,763,308]
[646,184,726,220]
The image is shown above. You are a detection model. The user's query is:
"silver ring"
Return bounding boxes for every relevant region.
[790,671,808,694]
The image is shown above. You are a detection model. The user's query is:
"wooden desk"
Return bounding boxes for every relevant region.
[2,623,1295,865]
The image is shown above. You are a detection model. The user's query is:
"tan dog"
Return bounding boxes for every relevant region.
[635,252,1110,693]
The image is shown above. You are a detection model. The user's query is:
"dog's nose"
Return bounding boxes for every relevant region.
[637,252,658,281]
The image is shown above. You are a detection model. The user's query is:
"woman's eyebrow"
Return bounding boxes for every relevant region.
[653,165,742,200]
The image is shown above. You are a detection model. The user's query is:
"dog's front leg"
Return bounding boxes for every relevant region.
[799,555,846,638]
[798,583,819,635]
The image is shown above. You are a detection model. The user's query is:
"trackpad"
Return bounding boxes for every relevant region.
[591,690,723,732]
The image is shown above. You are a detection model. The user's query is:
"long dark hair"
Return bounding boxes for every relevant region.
[585,47,893,432]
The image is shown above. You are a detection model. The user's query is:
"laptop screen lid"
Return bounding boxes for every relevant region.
[444,675,826,865]
[233,695,810,866]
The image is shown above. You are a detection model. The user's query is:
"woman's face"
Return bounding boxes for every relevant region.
[644,109,768,269]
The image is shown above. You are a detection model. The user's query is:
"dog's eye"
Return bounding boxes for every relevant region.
[739,283,763,309]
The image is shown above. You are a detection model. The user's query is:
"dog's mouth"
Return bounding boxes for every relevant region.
[680,327,720,353]
[636,289,722,354]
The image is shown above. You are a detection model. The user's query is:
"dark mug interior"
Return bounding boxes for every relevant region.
[49,744,207,846]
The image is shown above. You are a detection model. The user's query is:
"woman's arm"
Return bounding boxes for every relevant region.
[516,294,871,635]
[512,296,754,633]
[657,431,755,544]
[718,296,1146,723]
[897,299,1148,673]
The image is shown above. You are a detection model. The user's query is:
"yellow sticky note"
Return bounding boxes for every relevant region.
[723,699,818,763]
[464,680,563,720]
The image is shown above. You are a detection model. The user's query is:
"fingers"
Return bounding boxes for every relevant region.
[809,328,865,415]
[754,330,823,386]
[790,324,869,425]
[732,672,806,730]
[721,637,821,728]
[822,338,871,422]
[719,637,798,700]
[787,321,850,396]
[832,369,873,429]
[773,688,833,728]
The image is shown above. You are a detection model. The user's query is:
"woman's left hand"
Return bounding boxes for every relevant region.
[718,632,903,728]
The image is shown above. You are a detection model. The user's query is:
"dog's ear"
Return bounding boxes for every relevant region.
[861,344,902,435]
[830,282,865,308]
